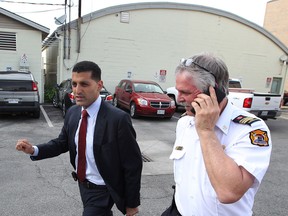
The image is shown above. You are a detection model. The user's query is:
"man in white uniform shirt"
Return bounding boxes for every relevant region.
[162,53,272,216]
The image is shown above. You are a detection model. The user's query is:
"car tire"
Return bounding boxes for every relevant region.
[52,93,59,108]
[130,102,137,118]
[113,97,119,107]
[32,109,40,119]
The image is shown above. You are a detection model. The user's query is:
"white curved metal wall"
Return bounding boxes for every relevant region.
[59,8,287,93]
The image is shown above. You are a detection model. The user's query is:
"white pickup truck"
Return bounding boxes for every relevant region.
[166,79,282,120]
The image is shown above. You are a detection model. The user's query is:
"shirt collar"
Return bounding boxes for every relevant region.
[216,99,234,135]
[82,96,102,118]
[184,99,235,134]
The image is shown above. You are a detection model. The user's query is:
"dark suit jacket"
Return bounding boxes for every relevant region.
[31,101,143,214]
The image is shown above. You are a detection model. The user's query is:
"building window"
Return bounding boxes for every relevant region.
[0,31,16,51]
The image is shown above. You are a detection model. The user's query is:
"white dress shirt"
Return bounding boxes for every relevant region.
[170,100,272,216]
[75,97,105,185]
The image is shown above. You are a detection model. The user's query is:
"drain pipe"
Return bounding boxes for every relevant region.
[77,0,82,53]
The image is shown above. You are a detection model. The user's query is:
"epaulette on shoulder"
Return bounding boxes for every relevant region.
[232,115,260,126]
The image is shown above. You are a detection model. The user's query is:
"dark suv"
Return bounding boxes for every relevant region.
[52,78,113,117]
[0,70,40,118]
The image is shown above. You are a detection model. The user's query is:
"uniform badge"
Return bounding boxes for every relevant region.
[175,146,183,150]
[249,129,269,147]
[233,115,260,126]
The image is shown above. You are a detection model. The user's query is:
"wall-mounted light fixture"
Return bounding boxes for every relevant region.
[279,54,288,63]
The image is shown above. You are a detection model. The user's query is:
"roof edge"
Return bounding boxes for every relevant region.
[79,2,288,55]
[0,7,50,35]
[49,2,288,55]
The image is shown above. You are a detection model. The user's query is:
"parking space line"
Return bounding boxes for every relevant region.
[280,115,288,120]
[40,105,54,127]
[172,115,180,120]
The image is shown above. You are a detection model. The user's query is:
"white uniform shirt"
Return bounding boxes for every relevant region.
[75,96,105,185]
[170,100,272,216]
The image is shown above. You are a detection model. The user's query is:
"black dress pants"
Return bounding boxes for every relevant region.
[78,182,114,216]
[161,186,181,216]
[161,196,181,216]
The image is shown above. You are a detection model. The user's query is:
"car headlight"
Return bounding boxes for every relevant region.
[137,98,148,106]
[170,100,175,107]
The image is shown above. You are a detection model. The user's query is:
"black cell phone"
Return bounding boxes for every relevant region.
[191,87,226,114]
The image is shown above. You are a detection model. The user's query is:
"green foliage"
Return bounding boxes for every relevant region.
[44,84,55,103]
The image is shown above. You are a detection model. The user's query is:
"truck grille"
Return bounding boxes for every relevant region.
[150,101,170,108]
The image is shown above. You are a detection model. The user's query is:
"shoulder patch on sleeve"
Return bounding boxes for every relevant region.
[249,129,269,147]
[232,115,260,126]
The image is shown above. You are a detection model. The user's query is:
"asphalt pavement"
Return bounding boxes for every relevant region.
[0,105,288,216]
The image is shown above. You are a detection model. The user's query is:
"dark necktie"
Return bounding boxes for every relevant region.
[77,109,88,182]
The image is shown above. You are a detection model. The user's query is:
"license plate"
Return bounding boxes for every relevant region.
[6,99,19,104]
[157,110,165,115]
[262,111,268,116]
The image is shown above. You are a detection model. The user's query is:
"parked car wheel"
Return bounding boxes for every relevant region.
[32,109,40,119]
[52,93,59,108]
[130,102,137,118]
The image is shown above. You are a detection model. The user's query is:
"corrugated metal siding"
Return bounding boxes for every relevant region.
[0,14,34,30]
[45,4,287,94]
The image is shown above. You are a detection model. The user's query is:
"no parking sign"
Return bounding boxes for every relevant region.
[159,70,167,82]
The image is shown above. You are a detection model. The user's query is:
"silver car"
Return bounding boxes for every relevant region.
[0,70,40,118]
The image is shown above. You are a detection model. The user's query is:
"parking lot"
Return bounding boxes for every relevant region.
[0,105,288,215]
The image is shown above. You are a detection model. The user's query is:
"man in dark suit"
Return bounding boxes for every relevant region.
[16,61,143,216]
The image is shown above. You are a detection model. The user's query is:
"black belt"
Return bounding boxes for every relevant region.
[80,180,107,189]
[71,171,107,189]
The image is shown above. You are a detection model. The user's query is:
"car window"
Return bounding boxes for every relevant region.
[67,80,72,89]
[134,84,146,92]
[229,80,241,88]
[0,72,34,91]
[134,83,163,93]
[0,72,32,81]
[59,80,66,88]
[120,81,126,89]
[125,83,132,91]
[149,84,163,93]
[64,80,70,89]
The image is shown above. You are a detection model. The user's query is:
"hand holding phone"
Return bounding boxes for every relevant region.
[191,87,226,114]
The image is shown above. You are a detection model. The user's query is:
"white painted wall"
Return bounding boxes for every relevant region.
[55,7,287,95]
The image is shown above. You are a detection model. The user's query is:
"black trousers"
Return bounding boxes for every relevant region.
[78,182,114,216]
[161,186,181,216]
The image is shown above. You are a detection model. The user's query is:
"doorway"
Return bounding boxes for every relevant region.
[270,77,282,94]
